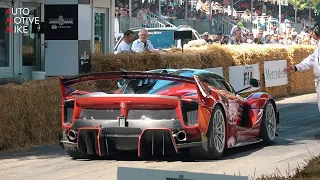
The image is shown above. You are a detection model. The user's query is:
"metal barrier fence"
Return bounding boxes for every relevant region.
[116,17,217,34]
[116,17,303,36]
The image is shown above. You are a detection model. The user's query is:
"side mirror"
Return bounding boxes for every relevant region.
[249,78,260,88]
[235,78,260,95]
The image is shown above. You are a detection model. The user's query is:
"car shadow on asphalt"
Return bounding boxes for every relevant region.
[74,137,307,162]
[0,136,313,162]
[0,129,313,162]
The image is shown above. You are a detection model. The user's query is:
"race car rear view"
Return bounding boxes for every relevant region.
[58,69,279,160]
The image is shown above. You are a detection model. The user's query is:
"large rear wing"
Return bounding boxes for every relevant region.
[58,71,195,98]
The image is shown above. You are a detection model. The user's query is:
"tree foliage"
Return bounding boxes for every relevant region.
[289,0,320,13]
[289,0,308,10]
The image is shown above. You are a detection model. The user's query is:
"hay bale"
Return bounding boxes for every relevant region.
[0,85,30,150]
[0,78,97,151]
[0,77,25,85]
[287,45,317,95]
[160,52,202,69]
[92,53,163,72]
[200,44,234,80]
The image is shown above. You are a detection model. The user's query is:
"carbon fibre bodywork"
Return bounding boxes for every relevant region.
[58,69,279,159]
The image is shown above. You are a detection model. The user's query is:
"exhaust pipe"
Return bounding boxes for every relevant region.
[176,130,186,141]
[68,130,77,141]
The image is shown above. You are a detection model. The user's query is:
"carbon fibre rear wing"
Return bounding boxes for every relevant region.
[58,71,195,98]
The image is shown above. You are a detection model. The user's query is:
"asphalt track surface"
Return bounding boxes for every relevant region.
[1,93,320,180]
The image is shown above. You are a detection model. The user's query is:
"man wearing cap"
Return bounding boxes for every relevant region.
[230,22,246,36]
[283,25,320,139]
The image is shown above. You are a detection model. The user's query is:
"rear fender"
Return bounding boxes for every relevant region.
[193,76,228,135]
[245,92,273,109]
[245,92,279,131]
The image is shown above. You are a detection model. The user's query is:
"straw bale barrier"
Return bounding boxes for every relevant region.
[0,44,317,151]
[0,79,97,151]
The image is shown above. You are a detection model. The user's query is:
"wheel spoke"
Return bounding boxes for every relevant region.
[216,118,221,128]
[268,124,275,139]
[215,138,219,149]
[271,127,275,135]
[215,136,219,149]
[217,137,223,150]
[268,124,273,132]
[216,127,221,133]
[269,120,276,126]
[213,137,217,148]
[215,112,219,123]
[266,109,270,118]
[217,131,224,135]
[217,134,223,143]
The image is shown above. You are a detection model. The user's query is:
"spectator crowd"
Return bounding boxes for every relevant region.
[115,0,316,25]
[202,22,319,45]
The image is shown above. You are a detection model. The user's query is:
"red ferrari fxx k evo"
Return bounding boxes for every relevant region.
[58,69,279,160]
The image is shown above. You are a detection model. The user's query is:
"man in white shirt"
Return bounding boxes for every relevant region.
[117,30,135,53]
[131,29,157,53]
[284,25,320,139]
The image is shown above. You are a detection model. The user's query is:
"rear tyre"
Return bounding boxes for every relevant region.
[190,105,226,160]
[260,101,277,145]
[67,149,93,160]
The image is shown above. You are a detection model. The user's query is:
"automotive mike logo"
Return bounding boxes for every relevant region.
[5,8,40,34]
[244,66,254,86]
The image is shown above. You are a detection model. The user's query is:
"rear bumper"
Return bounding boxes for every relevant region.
[60,126,203,157]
